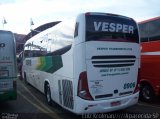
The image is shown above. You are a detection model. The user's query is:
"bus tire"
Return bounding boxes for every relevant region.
[45,83,52,105]
[140,83,155,102]
[24,72,29,85]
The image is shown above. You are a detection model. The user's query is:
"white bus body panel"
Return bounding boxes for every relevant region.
[86,41,140,100]
[73,41,140,114]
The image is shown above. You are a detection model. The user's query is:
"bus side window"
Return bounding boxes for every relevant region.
[32,51,37,57]
[24,50,30,58]
[74,22,79,38]
[139,23,149,42]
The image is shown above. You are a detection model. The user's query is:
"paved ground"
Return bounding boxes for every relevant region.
[0,78,160,119]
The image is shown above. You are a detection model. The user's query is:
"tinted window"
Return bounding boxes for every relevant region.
[148,19,160,41]
[86,15,139,43]
[138,23,149,42]
[139,19,160,42]
[74,22,79,37]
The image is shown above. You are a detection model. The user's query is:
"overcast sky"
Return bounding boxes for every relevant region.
[0,0,159,34]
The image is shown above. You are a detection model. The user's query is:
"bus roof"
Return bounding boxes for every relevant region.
[138,16,160,24]
[85,12,134,20]
[0,30,12,34]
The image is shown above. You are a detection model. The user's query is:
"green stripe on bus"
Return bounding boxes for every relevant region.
[36,56,63,73]
[41,56,53,71]
[36,57,45,70]
[47,56,63,73]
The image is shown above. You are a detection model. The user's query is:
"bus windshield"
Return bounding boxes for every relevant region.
[86,14,139,43]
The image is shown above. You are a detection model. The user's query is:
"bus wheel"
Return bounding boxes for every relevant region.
[45,83,52,105]
[140,83,155,102]
[24,73,29,84]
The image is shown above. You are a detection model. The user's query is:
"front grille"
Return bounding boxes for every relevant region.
[92,55,136,68]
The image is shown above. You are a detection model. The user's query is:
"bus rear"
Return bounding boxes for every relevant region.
[0,30,17,101]
[74,13,140,114]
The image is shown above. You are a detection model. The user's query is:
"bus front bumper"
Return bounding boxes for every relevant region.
[0,90,17,102]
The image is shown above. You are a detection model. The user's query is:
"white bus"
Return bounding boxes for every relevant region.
[0,30,17,101]
[22,12,140,114]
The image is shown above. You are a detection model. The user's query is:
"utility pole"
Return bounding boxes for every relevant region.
[30,18,34,38]
[2,17,7,29]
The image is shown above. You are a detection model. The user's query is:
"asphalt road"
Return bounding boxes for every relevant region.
[0,78,160,119]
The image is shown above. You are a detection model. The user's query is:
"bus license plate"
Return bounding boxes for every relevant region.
[0,70,8,77]
[0,81,12,91]
[111,101,121,107]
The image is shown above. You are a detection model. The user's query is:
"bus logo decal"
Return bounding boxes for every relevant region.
[93,22,134,34]
[0,43,5,48]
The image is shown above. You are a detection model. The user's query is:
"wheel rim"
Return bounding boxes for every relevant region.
[142,86,151,100]
[46,86,51,102]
